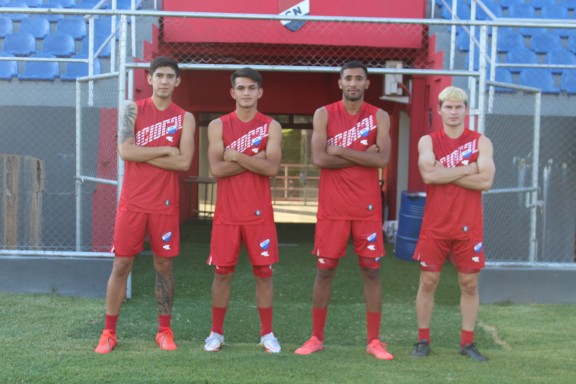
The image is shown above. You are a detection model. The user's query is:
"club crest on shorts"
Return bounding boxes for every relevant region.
[278,0,310,32]
[260,239,271,250]
[367,232,377,243]
[162,232,172,242]
[260,239,271,257]
[474,242,483,253]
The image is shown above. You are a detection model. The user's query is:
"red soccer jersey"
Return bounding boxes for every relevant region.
[420,128,484,240]
[118,98,186,215]
[213,111,275,225]
[317,101,382,221]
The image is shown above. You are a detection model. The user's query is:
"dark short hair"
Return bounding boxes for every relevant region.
[340,61,368,78]
[230,67,262,88]
[149,56,180,77]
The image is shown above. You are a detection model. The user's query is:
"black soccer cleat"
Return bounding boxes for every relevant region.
[459,342,488,362]
[411,339,431,357]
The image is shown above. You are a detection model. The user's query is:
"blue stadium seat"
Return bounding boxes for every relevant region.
[507,4,544,36]
[505,47,538,73]
[532,0,556,9]
[57,17,88,40]
[541,5,570,37]
[519,68,560,93]
[567,35,576,54]
[541,4,569,18]
[442,3,471,20]
[457,31,475,52]
[18,53,60,81]
[0,52,18,80]
[558,28,576,38]
[497,31,524,53]
[499,0,524,9]
[20,17,50,39]
[560,0,576,11]
[116,0,143,9]
[62,54,101,80]
[38,3,65,23]
[81,33,111,58]
[476,2,502,20]
[41,32,76,57]
[493,26,516,37]
[94,16,118,37]
[78,0,107,9]
[21,0,42,6]
[492,68,516,93]
[560,70,576,94]
[0,16,13,38]
[3,1,30,21]
[531,32,563,54]
[546,49,576,74]
[51,0,77,7]
[3,32,36,56]
[465,53,479,71]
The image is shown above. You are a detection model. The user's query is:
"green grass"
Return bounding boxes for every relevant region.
[1,222,575,383]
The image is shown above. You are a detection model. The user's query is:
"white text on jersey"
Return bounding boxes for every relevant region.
[227,125,268,153]
[136,115,182,146]
[327,115,376,148]
[439,139,478,168]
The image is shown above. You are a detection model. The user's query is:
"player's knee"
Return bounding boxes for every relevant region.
[358,256,382,270]
[252,265,273,278]
[317,257,339,270]
[457,267,481,275]
[214,265,235,275]
[419,262,443,273]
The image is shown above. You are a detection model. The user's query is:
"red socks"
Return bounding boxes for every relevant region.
[104,314,118,332]
[258,307,273,336]
[212,307,274,336]
[311,307,328,341]
[158,314,171,332]
[418,328,431,343]
[416,328,474,346]
[211,306,228,335]
[461,329,475,347]
[366,311,381,343]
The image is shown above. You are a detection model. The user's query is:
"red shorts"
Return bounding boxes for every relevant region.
[412,237,485,273]
[312,219,385,259]
[112,208,180,257]
[207,223,279,267]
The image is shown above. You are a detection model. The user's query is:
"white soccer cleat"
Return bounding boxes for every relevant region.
[259,332,281,353]
[204,331,224,352]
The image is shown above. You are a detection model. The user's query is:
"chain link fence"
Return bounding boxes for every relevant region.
[0,5,574,264]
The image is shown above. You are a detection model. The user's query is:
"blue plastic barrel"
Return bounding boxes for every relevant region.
[395,191,426,262]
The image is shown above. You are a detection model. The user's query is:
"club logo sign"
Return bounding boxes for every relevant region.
[278,0,310,32]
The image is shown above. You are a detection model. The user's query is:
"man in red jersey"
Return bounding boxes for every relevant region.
[95,56,196,354]
[203,67,282,353]
[294,61,394,360]
[411,86,495,362]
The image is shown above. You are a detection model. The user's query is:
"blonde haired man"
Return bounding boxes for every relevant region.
[411,86,495,361]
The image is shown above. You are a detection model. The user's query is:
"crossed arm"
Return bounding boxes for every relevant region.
[207,119,282,178]
[311,107,391,169]
[418,134,495,191]
[117,101,196,171]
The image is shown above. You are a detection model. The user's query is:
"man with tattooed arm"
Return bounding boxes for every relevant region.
[95,56,195,354]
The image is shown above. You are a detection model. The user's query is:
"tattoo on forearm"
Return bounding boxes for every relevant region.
[155,272,174,315]
[119,103,136,143]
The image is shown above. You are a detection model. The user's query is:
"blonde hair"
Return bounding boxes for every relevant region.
[438,86,468,107]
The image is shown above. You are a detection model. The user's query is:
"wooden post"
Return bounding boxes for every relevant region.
[0,155,44,249]
[1,155,19,248]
